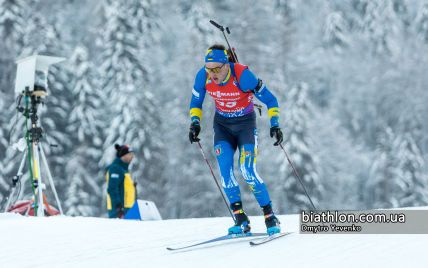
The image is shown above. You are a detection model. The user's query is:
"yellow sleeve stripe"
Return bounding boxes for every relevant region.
[268,107,280,119]
[190,108,203,120]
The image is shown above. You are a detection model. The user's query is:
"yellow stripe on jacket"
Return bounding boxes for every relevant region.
[124,173,136,208]
[105,171,136,209]
[106,172,112,210]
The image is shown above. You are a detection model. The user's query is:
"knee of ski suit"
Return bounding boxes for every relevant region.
[215,141,242,204]
[239,144,271,206]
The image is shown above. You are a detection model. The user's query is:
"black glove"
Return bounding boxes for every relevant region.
[189,121,201,143]
[270,126,283,146]
[116,204,124,218]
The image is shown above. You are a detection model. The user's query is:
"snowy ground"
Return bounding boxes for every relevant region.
[1,212,427,268]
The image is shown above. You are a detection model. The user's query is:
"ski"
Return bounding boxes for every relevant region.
[166,232,268,251]
[249,232,293,246]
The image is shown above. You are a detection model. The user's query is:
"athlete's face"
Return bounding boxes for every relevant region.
[205,62,230,84]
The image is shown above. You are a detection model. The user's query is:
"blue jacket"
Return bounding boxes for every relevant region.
[105,158,136,218]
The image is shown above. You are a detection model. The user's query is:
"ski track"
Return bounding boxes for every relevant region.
[1,213,427,268]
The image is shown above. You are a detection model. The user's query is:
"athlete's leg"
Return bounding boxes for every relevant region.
[214,140,242,203]
[238,127,281,234]
[237,128,271,207]
[214,122,252,233]
[213,122,241,204]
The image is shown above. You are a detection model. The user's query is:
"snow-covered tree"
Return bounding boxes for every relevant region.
[64,45,104,216]
[275,82,323,213]
[0,0,28,206]
[368,122,428,209]
[1,0,427,218]
[416,2,428,42]
[367,127,400,208]
[323,11,350,52]
[0,0,28,178]
[393,127,428,207]
[0,0,26,54]
[356,0,401,56]
[181,0,216,51]
[158,0,228,218]
[0,95,9,205]
[1,2,72,207]
[97,0,165,216]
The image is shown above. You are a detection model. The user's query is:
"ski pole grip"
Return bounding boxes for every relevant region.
[209,20,224,31]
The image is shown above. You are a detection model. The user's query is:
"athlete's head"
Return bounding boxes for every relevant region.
[205,44,230,84]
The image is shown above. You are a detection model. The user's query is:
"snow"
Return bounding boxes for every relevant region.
[1,212,427,268]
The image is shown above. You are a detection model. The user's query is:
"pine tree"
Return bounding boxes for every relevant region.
[0,0,26,54]
[356,0,401,56]
[323,11,350,52]
[64,45,104,216]
[368,122,428,209]
[0,0,28,201]
[393,128,428,207]
[0,93,10,205]
[275,82,323,213]
[367,127,400,208]
[391,0,411,27]
[1,1,68,203]
[97,0,165,216]
[159,0,226,218]
[181,0,216,50]
[416,2,428,42]
[273,0,295,76]
[2,3,73,208]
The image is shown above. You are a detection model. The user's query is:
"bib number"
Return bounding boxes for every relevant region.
[218,101,237,108]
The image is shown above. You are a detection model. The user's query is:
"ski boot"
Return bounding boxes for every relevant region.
[262,203,281,235]
[228,202,251,235]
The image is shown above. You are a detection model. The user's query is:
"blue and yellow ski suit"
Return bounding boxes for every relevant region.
[189,63,280,207]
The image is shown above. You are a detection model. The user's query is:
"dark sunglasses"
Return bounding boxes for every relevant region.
[205,63,226,74]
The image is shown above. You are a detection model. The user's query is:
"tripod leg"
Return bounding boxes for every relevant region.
[39,143,63,215]
[32,143,45,217]
[4,150,27,212]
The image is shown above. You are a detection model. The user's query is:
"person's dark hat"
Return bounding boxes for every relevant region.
[115,144,134,157]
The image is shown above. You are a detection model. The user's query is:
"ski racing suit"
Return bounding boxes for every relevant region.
[189,62,280,207]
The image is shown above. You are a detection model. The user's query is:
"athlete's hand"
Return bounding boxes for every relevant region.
[270,126,283,146]
[189,121,201,143]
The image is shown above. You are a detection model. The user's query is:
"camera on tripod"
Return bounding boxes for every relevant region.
[14,55,65,143]
[4,55,66,217]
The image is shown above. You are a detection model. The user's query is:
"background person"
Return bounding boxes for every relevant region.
[105,144,136,218]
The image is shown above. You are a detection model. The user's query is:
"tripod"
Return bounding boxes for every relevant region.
[4,88,63,216]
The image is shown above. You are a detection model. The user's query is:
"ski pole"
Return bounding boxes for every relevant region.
[279,143,318,211]
[196,141,235,221]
